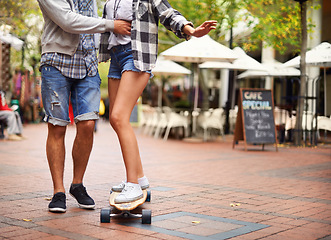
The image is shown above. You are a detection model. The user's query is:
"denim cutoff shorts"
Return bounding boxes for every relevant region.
[108,43,152,79]
[41,65,101,126]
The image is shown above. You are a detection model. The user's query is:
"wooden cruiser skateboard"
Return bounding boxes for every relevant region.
[100,189,151,224]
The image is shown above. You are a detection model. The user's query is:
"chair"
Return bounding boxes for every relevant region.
[146,109,160,136]
[302,111,318,142]
[153,111,168,138]
[274,107,288,126]
[197,108,225,141]
[317,115,331,140]
[149,107,165,136]
[317,116,331,132]
[139,104,149,129]
[162,106,190,141]
[229,106,238,133]
[141,105,155,134]
[285,112,296,131]
[274,107,291,142]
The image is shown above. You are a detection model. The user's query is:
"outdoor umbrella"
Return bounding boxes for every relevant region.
[161,35,238,133]
[0,31,24,88]
[283,42,331,115]
[284,42,331,68]
[0,30,24,51]
[152,56,191,107]
[199,47,266,108]
[161,35,238,63]
[199,47,266,71]
[152,56,191,76]
[237,60,300,79]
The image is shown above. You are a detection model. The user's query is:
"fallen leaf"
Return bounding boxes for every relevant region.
[23,219,32,222]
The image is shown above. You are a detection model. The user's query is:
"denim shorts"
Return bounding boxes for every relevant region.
[108,43,152,79]
[41,65,101,126]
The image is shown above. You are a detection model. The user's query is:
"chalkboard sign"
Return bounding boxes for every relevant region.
[233,88,278,151]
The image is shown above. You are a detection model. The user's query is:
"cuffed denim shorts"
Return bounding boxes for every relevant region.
[108,43,152,79]
[41,65,101,126]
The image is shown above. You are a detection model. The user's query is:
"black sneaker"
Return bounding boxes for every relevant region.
[48,192,66,213]
[69,183,95,209]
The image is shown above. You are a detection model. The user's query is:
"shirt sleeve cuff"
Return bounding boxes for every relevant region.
[105,20,114,32]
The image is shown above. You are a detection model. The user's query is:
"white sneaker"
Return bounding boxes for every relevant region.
[114,182,143,203]
[112,181,126,192]
[112,176,149,192]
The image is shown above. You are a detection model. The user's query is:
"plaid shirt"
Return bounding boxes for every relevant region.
[40,0,98,79]
[99,0,192,71]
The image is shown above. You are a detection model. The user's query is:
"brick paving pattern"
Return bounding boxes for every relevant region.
[0,121,330,239]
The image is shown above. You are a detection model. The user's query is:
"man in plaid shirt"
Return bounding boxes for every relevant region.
[37,0,131,213]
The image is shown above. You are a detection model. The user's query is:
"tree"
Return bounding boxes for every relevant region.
[240,0,320,55]
[0,0,42,71]
[0,0,40,37]
[158,0,226,52]
[294,0,308,146]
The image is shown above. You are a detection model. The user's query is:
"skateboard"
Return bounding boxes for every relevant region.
[100,189,151,224]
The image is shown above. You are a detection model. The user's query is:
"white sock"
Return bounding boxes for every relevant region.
[138,176,149,185]
[120,176,148,186]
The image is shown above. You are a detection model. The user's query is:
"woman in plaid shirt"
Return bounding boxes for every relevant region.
[99,0,216,203]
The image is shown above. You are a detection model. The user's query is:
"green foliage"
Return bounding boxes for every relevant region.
[0,0,320,72]
[158,0,226,52]
[238,0,319,54]
[159,0,319,55]
[240,0,301,54]
[0,0,40,37]
[0,0,42,71]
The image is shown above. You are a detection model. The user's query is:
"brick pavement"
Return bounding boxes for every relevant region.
[0,121,330,240]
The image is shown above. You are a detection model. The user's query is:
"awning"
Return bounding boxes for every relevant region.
[0,31,24,51]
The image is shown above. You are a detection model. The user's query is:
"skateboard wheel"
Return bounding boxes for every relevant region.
[142,209,152,224]
[100,208,111,223]
[146,190,151,202]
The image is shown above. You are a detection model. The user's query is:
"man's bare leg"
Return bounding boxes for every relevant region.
[72,120,95,184]
[46,123,66,195]
[69,120,96,209]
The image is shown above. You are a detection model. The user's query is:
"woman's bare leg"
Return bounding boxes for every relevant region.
[108,71,149,184]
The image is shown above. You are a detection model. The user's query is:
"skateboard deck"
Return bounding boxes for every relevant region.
[109,189,148,211]
[100,189,151,224]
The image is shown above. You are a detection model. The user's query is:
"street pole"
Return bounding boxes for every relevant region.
[294,0,308,146]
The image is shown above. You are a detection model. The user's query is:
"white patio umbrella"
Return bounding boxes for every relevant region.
[152,56,191,107]
[284,42,331,68]
[162,35,238,63]
[283,42,331,115]
[152,56,191,76]
[161,35,238,134]
[199,47,266,108]
[237,60,300,79]
[199,47,266,71]
[0,31,24,51]
[0,31,24,89]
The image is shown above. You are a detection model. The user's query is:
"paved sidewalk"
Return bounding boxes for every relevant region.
[0,121,330,240]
